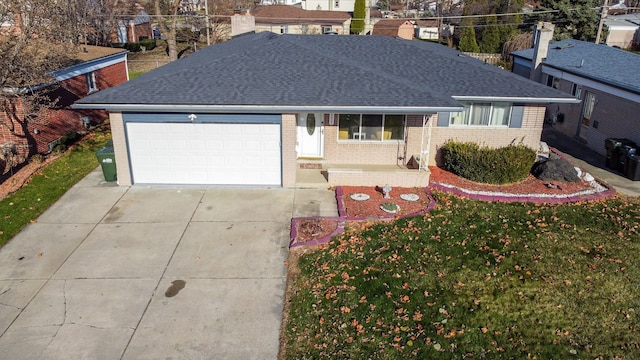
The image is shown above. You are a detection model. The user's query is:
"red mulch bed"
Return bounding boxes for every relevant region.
[428,166,595,195]
[295,219,339,243]
[342,186,432,219]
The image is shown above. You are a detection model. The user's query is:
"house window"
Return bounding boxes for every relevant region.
[322,25,332,34]
[571,83,582,98]
[449,102,511,126]
[86,72,98,93]
[280,25,288,34]
[546,75,559,89]
[338,114,406,141]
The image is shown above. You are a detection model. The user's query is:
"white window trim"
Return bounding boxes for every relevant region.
[338,114,406,142]
[449,102,512,127]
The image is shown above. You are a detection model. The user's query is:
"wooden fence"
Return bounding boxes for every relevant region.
[462,53,502,65]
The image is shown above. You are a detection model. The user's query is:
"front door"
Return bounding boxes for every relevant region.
[297,113,324,158]
[577,91,596,141]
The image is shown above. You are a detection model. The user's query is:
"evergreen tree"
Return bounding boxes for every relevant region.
[535,0,600,41]
[480,15,501,53]
[351,0,366,34]
[459,19,480,52]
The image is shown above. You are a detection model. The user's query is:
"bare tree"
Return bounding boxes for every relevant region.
[1,0,80,169]
[154,0,181,61]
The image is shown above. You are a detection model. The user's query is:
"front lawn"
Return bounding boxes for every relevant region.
[0,128,111,247]
[283,192,640,359]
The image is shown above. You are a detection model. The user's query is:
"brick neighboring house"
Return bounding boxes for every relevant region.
[251,5,351,35]
[112,9,153,44]
[511,27,640,156]
[372,19,414,39]
[1,46,128,170]
[74,32,577,188]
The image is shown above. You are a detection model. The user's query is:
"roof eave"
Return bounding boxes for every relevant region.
[71,103,464,114]
[452,96,581,104]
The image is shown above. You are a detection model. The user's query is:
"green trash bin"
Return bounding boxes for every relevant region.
[96,144,117,181]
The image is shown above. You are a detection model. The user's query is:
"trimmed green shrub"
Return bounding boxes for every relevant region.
[440,140,537,184]
[123,40,156,53]
[139,39,156,51]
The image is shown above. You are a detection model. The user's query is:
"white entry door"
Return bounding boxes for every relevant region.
[297,113,324,158]
[578,91,596,141]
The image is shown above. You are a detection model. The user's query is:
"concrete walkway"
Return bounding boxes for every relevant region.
[542,126,640,198]
[0,169,337,359]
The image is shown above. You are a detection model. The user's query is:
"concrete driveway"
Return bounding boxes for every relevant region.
[0,169,337,359]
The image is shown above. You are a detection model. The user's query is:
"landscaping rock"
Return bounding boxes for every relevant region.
[583,172,595,182]
[532,158,581,182]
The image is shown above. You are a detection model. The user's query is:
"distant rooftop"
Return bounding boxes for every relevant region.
[511,39,640,95]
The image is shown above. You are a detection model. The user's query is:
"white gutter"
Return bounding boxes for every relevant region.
[71,103,464,114]
[452,96,581,104]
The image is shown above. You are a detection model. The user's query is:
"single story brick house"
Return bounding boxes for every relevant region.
[1,46,127,170]
[74,32,576,187]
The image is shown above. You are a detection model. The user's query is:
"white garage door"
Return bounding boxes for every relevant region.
[126,122,281,185]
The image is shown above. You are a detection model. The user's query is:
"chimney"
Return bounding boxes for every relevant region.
[530,22,555,82]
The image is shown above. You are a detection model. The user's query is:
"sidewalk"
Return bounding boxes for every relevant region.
[541,126,640,198]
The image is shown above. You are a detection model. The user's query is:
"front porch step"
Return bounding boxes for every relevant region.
[326,166,430,187]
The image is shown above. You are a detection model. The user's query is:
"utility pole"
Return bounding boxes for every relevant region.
[595,0,608,44]
[205,0,211,46]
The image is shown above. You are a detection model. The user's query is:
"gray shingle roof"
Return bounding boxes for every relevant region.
[76,32,575,112]
[511,39,640,95]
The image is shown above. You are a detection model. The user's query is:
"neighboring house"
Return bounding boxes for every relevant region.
[252,5,351,35]
[414,19,454,41]
[372,19,414,39]
[74,32,576,188]
[512,35,640,156]
[1,46,128,167]
[301,0,355,12]
[604,13,640,49]
[112,9,153,44]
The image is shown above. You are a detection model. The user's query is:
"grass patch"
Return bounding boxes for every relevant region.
[129,71,145,79]
[0,128,111,248]
[283,192,640,359]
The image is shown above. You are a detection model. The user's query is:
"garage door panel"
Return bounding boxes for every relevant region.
[126,122,281,185]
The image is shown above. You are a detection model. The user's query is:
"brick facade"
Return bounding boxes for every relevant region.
[430,105,545,165]
[548,79,640,155]
[108,112,132,186]
[108,105,546,187]
[315,106,545,168]
[0,57,127,172]
[281,114,297,187]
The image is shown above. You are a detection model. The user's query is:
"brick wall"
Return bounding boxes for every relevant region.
[322,115,426,165]
[282,114,297,187]
[551,79,640,155]
[428,105,545,165]
[318,109,544,167]
[109,112,132,186]
[0,60,127,167]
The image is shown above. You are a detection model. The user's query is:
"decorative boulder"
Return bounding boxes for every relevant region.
[531,158,581,182]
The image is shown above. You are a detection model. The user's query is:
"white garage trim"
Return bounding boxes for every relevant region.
[125,122,282,186]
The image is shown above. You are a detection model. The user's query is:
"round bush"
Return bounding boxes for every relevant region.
[441,141,537,184]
